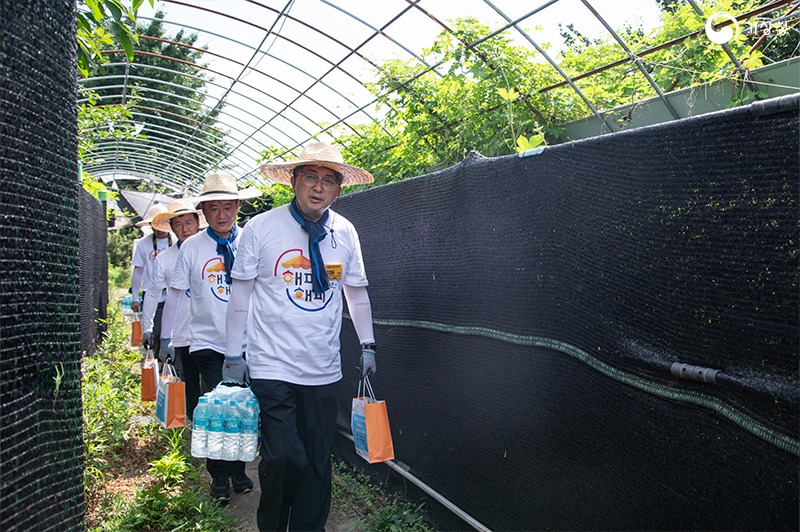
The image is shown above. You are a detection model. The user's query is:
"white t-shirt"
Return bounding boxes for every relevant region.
[132,233,172,303]
[171,228,243,354]
[232,204,368,385]
[144,244,192,347]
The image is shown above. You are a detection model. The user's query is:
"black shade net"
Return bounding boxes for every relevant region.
[0,1,84,530]
[334,95,799,531]
[79,190,108,357]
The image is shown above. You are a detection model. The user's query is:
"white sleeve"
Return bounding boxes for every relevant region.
[226,278,255,357]
[159,287,182,340]
[141,259,165,334]
[141,287,159,334]
[131,265,145,303]
[343,284,374,344]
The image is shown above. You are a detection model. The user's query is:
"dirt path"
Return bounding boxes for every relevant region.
[210,458,361,532]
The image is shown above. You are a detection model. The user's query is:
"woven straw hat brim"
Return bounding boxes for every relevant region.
[151,208,201,233]
[135,204,169,227]
[259,160,374,186]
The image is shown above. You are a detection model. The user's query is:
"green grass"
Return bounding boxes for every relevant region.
[83,304,239,532]
[332,460,433,532]
[86,298,431,531]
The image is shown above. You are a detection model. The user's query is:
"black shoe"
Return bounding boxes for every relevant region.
[232,472,254,494]
[210,477,231,501]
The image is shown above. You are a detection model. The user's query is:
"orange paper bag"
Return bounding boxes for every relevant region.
[155,362,186,428]
[141,349,158,402]
[131,312,142,346]
[351,376,394,464]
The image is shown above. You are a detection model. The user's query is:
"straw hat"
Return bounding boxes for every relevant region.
[192,172,262,203]
[259,142,374,186]
[135,203,168,227]
[151,198,203,233]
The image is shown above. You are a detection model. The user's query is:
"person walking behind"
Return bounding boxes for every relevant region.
[131,203,172,356]
[224,142,377,531]
[142,198,203,419]
[160,173,261,502]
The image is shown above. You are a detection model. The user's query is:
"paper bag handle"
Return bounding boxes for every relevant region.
[357,375,376,400]
[160,360,178,378]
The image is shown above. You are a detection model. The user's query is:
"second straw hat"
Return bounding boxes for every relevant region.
[192,172,262,203]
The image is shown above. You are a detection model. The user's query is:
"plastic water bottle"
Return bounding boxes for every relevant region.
[120,295,133,317]
[190,396,209,458]
[221,400,241,461]
[207,399,225,459]
[238,397,259,462]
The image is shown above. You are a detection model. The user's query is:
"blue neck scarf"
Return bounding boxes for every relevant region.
[290,199,329,295]
[206,226,238,285]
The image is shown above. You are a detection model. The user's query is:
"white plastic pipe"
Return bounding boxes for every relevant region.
[338,430,492,532]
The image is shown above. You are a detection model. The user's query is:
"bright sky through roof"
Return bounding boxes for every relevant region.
[127,0,664,184]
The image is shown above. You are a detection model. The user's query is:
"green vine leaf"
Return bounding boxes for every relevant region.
[515,134,545,153]
[497,87,520,102]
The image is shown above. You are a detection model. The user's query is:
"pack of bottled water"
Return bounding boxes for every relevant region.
[120,294,134,317]
[191,384,260,461]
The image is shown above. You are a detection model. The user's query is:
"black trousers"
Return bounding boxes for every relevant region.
[173,346,200,420]
[250,378,340,532]
[189,348,246,480]
[151,300,164,358]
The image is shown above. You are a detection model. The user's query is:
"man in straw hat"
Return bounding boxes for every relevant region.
[224,141,377,530]
[130,203,173,355]
[160,172,261,502]
[141,198,204,419]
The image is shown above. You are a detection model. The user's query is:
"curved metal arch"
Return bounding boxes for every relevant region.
[579,0,680,120]
[78,65,320,149]
[88,136,226,176]
[98,50,340,141]
[133,18,388,137]
[150,1,433,155]
[82,95,281,182]
[88,139,213,176]
[80,86,281,155]
[85,121,268,189]
[88,150,207,192]
[144,4,382,136]
[82,0,799,194]
[481,0,616,132]
[86,134,244,190]
[133,29,369,135]
[112,118,257,169]
[90,161,196,191]
[123,110,264,166]
[162,0,389,91]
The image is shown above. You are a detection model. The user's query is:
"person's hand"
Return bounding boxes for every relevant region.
[142,331,153,350]
[158,337,174,364]
[131,300,140,313]
[222,354,247,384]
[359,346,376,378]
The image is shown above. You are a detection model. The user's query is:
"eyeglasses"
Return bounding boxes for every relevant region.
[300,172,340,190]
[170,220,197,231]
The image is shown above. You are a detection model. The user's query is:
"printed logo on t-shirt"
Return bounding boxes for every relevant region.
[274,249,334,312]
[201,257,230,302]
